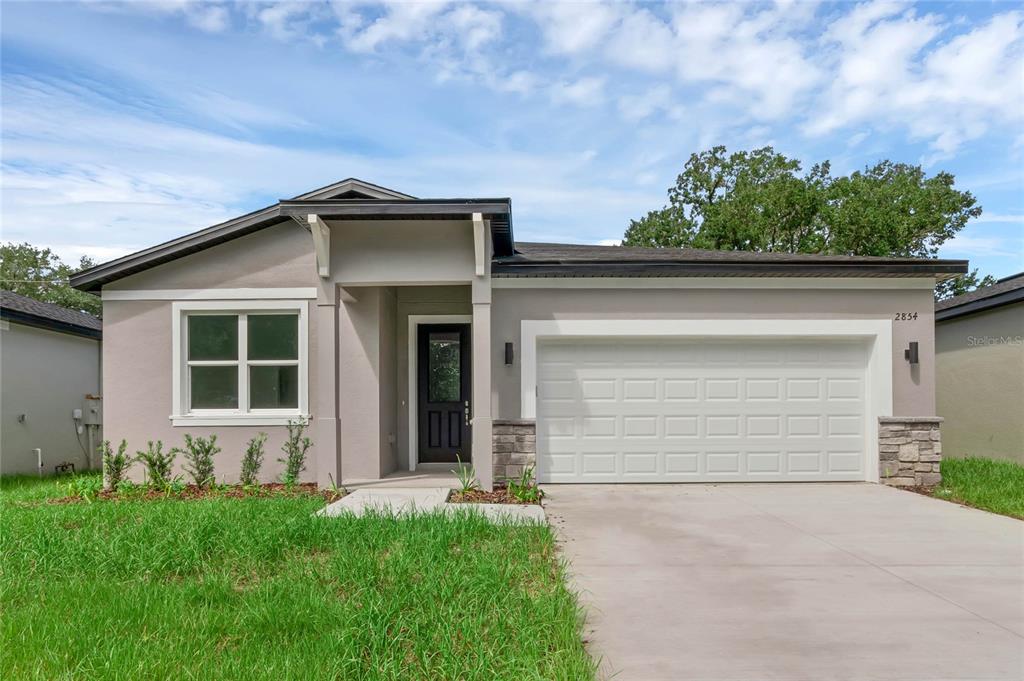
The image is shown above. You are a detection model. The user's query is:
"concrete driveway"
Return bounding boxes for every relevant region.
[544,483,1024,681]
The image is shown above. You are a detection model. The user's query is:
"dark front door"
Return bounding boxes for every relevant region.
[418,324,471,464]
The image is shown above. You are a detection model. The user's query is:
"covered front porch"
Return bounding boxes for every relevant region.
[313,281,495,490]
[282,192,508,491]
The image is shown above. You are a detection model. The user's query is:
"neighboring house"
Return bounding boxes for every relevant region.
[1,291,102,476]
[935,273,1024,464]
[70,178,967,489]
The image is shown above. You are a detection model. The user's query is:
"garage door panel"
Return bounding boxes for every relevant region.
[537,338,869,483]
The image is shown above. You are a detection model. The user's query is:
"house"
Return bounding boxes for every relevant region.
[935,273,1024,464]
[70,178,967,489]
[1,291,102,476]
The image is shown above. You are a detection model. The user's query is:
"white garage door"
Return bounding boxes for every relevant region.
[536,338,870,483]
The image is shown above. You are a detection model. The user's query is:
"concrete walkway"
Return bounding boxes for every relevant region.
[318,487,546,523]
[545,483,1024,681]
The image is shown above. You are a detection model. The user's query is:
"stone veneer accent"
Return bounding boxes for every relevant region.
[878,416,943,487]
[492,419,536,483]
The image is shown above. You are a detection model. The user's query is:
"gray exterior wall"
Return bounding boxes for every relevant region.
[1,322,101,475]
[101,223,321,483]
[329,219,475,285]
[936,305,1024,463]
[106,222,316,291]
[490,286,937,419]
[95,212,942,484]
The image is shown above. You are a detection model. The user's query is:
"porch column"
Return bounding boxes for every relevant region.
[471,282,493,491]
[314,281,339,487]
[471,216,494,491]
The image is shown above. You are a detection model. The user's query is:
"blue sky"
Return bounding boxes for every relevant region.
[2,1,1022,278]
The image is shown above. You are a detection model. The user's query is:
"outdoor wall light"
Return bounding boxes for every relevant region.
[504,342,514,366]
[904,341,919,365]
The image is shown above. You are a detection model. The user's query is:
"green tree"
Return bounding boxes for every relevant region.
[0,242,101,316]
[624,146,987,298]
[935,269,997,301]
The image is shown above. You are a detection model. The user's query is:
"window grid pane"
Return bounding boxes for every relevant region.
[190,365,239,409]
[249,365,299,409]
[188,315,238,361]
[248,314,298,360]
[184,309,303,416]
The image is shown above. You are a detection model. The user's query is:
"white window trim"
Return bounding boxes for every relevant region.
[407,314,473,471]
[172,300,309,426]
[519,318,893,483]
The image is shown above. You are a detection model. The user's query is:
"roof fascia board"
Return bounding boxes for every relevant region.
[70,206,283,291]
[70,178,415,292]
[935,288,1024,321]
[492,276,936,289]
[279,199,510,217]
[0,309,102,339]
[492,262,967,277]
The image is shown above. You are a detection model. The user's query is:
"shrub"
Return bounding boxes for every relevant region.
[136,441,176,487]
[177,434,220,487]
[241,432,267,487]
[100,439,132,491]
[66,474,103,502]
[508,465,542,503]
[452,454,479,493]
[278,420,312,485]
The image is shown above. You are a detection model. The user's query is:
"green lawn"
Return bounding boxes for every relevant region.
[934,457,1024,519]
[0,474,594,680]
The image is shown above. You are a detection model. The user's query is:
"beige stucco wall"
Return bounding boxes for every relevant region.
[329,219,475,285]
[936,305,1024,463]
[1,323,102,475]
[101,223,321,483]
[106,223,316,291]
[490,286,937,419]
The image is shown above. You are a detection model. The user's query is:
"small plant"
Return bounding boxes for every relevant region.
[66,474,103,502]
[241,432,267,487]
[452,454,479,493]
[177,434,220,487]
[326,473,346,500]
[100,439,132,491]
[136,441,176,487]
[508,465,542,503]
[278,420,312,486]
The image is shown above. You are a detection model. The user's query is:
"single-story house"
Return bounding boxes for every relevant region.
[936,273,1024,464]
[1,291,102,476]
[70,178,967,489]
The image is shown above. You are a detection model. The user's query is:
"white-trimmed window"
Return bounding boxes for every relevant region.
[172,300,308,426]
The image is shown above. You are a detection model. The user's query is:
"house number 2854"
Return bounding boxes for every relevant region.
[894,312,918,321]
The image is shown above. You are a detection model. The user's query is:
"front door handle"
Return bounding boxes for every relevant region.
[464,400,471,426]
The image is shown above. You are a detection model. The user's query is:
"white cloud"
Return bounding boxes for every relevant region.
[525,1,622,56]
[938,233,1021,258]
[551,76,606,107]
[618,85,679,122]
[973,213,1024,224]
[345,2,451,53]
[810,4,1024,157]
[88,1,230,33]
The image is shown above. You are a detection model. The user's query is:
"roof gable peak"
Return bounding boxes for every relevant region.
[298,178,415,201]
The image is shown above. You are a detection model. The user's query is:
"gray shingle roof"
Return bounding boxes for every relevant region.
[493,242,968,278]
[0,290,102,336]
[511,242,945,263]
[935,272,1024,319]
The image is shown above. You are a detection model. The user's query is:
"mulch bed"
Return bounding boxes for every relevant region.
[53,483,344,505]
[448,486,542,506]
